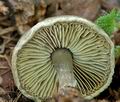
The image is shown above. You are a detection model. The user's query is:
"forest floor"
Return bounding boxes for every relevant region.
[0,0,120,102]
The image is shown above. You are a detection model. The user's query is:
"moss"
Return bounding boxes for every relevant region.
[95,9,119,36]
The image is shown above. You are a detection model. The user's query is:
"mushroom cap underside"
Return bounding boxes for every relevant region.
[12,16,114,100]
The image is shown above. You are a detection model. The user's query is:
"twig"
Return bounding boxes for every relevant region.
[0,20,12,27]
[4,55,12,68]
[0,55,11,70]
[0,43,5,54]
[0,66,9,69]
[0,16,7,21]
[0,26,17,36]
[13,92,22,102]
[0,69,11,76]
[0,54,5,58]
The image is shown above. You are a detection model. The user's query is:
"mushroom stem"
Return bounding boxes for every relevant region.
[52,48,77,94]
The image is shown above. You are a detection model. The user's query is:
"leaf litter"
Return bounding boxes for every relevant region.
[0,0,120,102]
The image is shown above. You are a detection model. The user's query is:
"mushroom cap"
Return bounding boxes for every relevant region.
[12,16,114,100]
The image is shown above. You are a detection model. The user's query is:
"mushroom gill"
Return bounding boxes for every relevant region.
[12,16,114,101]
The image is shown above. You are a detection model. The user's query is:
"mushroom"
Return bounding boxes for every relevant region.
[12,16,114,102]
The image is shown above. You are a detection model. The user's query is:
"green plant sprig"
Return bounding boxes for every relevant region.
[95,9,120,36]
[95,9,120,60]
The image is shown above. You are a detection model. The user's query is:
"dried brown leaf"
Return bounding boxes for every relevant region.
[0,1,9,15]
[102,0,120,10]
[8,0,46,34]
[0,57,9,69]
[46,0,101,21]
[0,57,14,92]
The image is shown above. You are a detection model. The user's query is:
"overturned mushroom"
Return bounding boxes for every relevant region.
[12,16,114,102]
